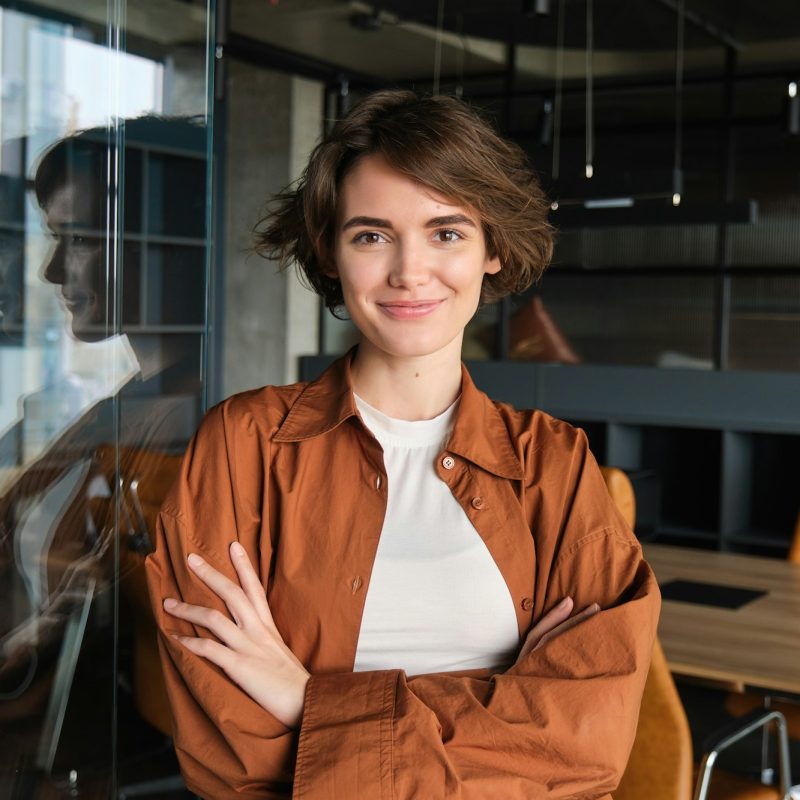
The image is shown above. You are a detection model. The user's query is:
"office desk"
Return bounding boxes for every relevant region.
[643,543,800,697]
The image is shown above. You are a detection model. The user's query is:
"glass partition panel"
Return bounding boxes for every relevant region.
[0,1,213,796]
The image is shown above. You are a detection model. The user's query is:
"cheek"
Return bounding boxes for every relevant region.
[66,247,104,287]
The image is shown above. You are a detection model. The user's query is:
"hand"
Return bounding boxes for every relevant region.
[163,541,310,729]
[516,596,601,663]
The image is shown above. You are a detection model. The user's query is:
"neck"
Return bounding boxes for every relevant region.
[350,336,464,420]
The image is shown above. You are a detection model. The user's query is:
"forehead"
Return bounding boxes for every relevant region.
[43,177,101,230]
[338,154,477,220]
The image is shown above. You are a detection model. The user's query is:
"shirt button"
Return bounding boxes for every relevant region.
[471,496,485,510]
[521,597,534,612]
[442,455,455,470]
[351,576,363,594]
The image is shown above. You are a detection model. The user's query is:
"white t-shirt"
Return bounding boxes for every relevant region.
[352,393,520,676]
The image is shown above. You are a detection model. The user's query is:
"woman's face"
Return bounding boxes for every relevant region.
[41,178,109,342]
[332,155,500,362]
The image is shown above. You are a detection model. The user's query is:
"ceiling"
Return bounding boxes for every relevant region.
[229,0,800,84]
[24,0,800,85]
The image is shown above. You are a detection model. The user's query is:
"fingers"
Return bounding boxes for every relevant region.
[532,603,601,653]
[229,542,275,629]
[528,596,574,640]
[171,633,236,674]
[517,598,602,662]
[184,552,258,630]
[517,597,574,661]
[163,597,248,650]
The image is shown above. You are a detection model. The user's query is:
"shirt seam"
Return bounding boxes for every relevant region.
[293,675,314,799]
[382,671,397,800]
[552,526,640,569]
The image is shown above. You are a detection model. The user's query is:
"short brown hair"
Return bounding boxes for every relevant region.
[255,90,553,315]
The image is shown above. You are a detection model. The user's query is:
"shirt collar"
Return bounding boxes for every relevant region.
[274,346,523,481]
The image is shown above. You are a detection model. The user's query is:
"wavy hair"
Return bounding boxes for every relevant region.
[255,90,554,315]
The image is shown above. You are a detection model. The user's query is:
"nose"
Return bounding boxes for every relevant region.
[388,240,431,289]
[42,243,66,286]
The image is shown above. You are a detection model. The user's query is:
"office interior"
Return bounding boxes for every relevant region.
[0,0,799,797]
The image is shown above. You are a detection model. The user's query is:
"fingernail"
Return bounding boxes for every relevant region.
[187,553,203,568]
[591,603,601,613]
[559,596,571,610]
[230,541,245,557]
[163,598,177,610]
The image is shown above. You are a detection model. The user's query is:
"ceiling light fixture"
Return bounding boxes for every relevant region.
[523,0,551,14]
[789,80,799,135]
[585,0,594,180]
[539,98,554,145]
[672,0,686,206]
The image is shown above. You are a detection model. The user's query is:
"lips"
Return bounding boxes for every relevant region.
[60,290,93,317]
[378,299,445,320]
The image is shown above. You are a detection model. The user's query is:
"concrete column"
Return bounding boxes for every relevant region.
[222,63,322,397]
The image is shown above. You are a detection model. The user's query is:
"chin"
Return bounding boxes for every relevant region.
[69,315,110,343]
[371,330,463,360]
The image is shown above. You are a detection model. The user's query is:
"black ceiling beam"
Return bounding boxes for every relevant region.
[650,0,742,51]
[511,113,786,139]
[551,200,756,228]
[223,32,384,89]
[446,68,800,102]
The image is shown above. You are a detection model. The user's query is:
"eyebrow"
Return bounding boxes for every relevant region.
[341,214,477,231]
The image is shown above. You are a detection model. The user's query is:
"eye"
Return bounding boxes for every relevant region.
[353,231,386,245]
[434,229,463,243]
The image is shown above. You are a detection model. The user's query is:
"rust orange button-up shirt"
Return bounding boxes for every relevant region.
[145,348,660,800]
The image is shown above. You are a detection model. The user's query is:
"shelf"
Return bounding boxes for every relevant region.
[726,533,793,549]
[655,527,718,541]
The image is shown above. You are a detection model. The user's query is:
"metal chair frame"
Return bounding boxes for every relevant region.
[694,708,793,800]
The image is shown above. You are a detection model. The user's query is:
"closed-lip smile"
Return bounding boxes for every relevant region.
[378,299,444,319]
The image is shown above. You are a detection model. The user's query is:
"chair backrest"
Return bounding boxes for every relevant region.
[613,639,694,800]
[599,465,636,530]
[93,446,184,736]
[598,464,693,800]
[788,511,800,565]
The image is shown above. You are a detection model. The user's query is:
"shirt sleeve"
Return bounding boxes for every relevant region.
[144,402,296,800]
[292,429,661,800]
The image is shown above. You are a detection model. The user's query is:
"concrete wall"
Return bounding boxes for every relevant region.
[221,62,322,397]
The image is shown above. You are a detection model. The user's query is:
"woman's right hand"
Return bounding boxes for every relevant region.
[515,597,601,663]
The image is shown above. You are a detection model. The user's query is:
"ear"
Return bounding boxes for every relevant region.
[321,259,339,280]
[484,254,502,276]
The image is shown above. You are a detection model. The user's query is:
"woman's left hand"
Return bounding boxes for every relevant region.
[163,541,309,729]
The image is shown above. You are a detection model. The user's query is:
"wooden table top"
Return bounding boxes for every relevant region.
[643,543,800,697]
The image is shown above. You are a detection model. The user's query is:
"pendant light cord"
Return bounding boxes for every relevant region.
[552,0,565,181]
[433,0,445,95]
[673,0,686,200]
[585,0,594,178]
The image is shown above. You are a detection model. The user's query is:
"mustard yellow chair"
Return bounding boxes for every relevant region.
[93,445,183,738]
[599,465,636,529]
[92,447,186,800]
[597,466,792,800]
[614,638,789,800]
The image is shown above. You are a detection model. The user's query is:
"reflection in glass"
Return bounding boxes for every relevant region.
[0,3,212,796]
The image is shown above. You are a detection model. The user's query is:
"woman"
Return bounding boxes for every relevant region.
[146,91,660,799]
